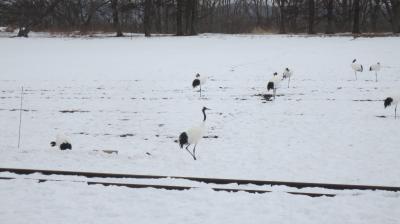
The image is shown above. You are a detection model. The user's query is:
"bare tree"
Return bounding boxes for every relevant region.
[0,0,398,35]
[81,0,109,32]
[384,0,400,33]
[183,0,198,35]
[277,0,286,33]
[176,0,183,35]
[393,0,400,33]
[144,0,152,36]
[5,0,64,37]
[353,0,361,33]
[325,0,334,33]
[370,0,380,32]
[308,0,315,34]
[111,0,123,36]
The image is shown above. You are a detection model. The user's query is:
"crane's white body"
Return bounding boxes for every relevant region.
[369,62,381,82]
[351,63,363,72]
[351,59,363,80]
[393,95,400,104]
[186,122,206,145]
[55,133,71,146]
[369,63,381,72]
[198,76,207,85]
[272,73,283,83]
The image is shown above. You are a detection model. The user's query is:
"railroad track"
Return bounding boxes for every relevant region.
[1,167,399,197]
[0,176,335,197]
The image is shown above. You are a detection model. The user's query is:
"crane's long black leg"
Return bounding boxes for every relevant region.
[355,71,357,80]
[288,76,290,88]
[200,85,202,97]
[376,72,378,82]
[273,88,276,100]
[395,105,397,119]
[185,144,194,158]
[192,144,197,160]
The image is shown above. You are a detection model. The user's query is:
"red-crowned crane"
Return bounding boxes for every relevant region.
[267,72,282,100]
[369,62,381,82]
[192,73,208,97]
[351,59,363,80]
[384,95,399,119]
[179,107,211,160]
[282,68,293,88]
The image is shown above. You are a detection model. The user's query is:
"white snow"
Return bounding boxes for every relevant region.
[0,33,399,223]
[1,178,399,224]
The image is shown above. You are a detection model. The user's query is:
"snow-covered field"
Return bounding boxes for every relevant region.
[1,34,399,223]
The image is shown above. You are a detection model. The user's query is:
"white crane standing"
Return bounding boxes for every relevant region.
[282,68,293,88]
[267,72,282,100]
[351,59,363,80]
[369,62,381,82]
[192,73,208,97]
[179,107,211,160]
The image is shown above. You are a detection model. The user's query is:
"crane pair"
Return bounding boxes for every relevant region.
[267,68,293,100]
[351,59,381,82]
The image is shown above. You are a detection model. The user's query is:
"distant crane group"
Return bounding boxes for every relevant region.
[50,133,72,150]
[266,68,293,101]
[350,59,398,118]
[45,58,396,162]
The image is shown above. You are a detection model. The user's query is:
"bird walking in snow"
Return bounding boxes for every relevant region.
[369,62,381,82]
[384,95,399,119]
[282,68,293,88]
[267,72,282,100]
[192,73,207,97]
[50,133,72,150]
[351,59,363,80]
[179,107,211,160]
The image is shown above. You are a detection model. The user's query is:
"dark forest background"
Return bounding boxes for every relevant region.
[0,0,399,37]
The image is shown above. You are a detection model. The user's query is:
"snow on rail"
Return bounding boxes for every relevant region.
[1,167,399,192]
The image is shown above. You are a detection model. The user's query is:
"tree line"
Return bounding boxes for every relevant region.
[0,0,399,37]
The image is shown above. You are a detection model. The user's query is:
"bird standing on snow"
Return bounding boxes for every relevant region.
[179,107,211,160]
[192,73,207,97]
[369,62,381,82]
[267,72,282,100]
[282,68,293,88]
[384,95,399,119]
[50,133,72,150]
[351,59,363,80]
